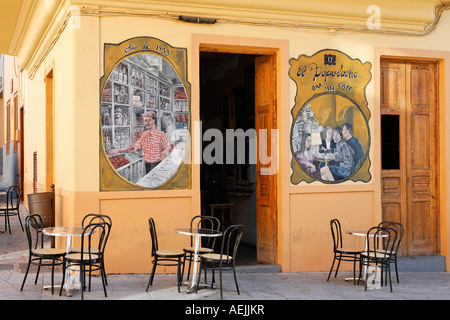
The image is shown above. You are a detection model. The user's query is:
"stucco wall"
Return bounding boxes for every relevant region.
[21,10,450,273]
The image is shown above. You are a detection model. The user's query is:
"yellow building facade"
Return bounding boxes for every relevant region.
[2,0,450,274]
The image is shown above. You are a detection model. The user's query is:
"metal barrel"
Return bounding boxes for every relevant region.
[27,191,54,229]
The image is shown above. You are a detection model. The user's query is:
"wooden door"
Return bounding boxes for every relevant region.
[381,59,439,256]
[255,54,277,264]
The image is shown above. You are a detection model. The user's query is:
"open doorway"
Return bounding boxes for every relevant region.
[200,52,259,265]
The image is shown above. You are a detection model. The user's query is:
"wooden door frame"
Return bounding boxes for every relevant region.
[45,66,54,192]
[192,34,289,266]
[375,47,450,261]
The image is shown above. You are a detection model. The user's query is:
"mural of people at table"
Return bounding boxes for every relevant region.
[342,122,363,171]
[294,133,320,179]
[320,128,354,181]
[291,94,370,183]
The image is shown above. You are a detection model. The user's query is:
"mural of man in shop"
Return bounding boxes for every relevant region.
[109,111,172,174]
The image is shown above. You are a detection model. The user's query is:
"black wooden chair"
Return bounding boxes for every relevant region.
[359,226,398,292]
[327,219,362,285]
[70,213,112,287]
[20,214,66,294]
[146,218,184,292]
[182,215,220,281]
[197,225,244,299]
[60,220,111,299]
[377,221,404,283]
[0,185,23,234]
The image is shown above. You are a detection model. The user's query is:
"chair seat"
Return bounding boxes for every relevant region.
[201,253,233,262]
[362,251,392,259]
[156,249,184,258]
[184,246,214,254]
[336,248,362,254]
[71,247,100,254]
[32,248,66,257]
[64,252,99,262]
[0,207,17,213]
[373,250,396,256]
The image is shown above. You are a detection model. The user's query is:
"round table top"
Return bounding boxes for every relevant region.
[43,226,89,237]
[347,229,388,237]
[174,227,222,237]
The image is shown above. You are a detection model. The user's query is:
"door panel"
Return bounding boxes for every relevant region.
[255,54,277,264]
[381,60,439,256]
[406,62,438,255]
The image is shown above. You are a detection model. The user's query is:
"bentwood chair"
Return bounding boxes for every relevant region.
[71,213,112,287]
[146,218,184,292]
[60,220,111,300]
[182,215,220,281]
[377,221,404,283]
[327,219,362,285]
[0,185,23,234]
[359,226,398,292]
[21,214,66,294]
[197,225,244,299]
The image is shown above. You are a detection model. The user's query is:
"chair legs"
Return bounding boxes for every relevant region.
[60,261,108,299]
[182,253,193,281]
[196,261,240,299]
[394,258,399,283]
[146,258,158,291]
[21,257,60,295]
[20,258,32,292]
[146,257,182,293]
[327,253,359,285]
[326,254,337,281]
[361,261,393,293]
[2,209,24,234]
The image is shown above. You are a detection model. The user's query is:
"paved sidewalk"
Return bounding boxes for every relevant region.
[1,200,450,302]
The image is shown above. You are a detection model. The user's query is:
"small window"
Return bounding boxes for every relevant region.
[381,114,399,170]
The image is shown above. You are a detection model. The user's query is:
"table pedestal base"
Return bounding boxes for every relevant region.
[183,281,217,293]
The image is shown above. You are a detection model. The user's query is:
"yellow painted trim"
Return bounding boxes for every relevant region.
[10,1,450,79]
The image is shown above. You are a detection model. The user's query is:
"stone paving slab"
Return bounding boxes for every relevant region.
[1,192,450,307]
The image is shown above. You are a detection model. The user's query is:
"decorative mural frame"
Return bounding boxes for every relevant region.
[99,37,191,191]
[289,49,372,184]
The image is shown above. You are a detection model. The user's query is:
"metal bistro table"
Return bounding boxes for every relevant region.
[174,227,221,293]
[43,226,91,295]
[346,229,388,283]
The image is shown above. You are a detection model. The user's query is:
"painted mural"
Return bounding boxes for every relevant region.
[289,49,372,184]
[100,37,191,191]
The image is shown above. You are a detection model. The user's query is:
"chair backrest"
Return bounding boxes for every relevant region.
[7,185,22,210]
[189,215,221,248]
[25,214,45,253]
[366,226,397,260]
[82,214,112,256]
[378,221,404,253]
[219,225,244,265]
[79,221,110,261]
[329,219,343,251]
[82,213,112,228]
[148,218,158,257]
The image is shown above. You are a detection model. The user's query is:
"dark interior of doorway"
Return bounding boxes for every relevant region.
[200,52,258,266]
